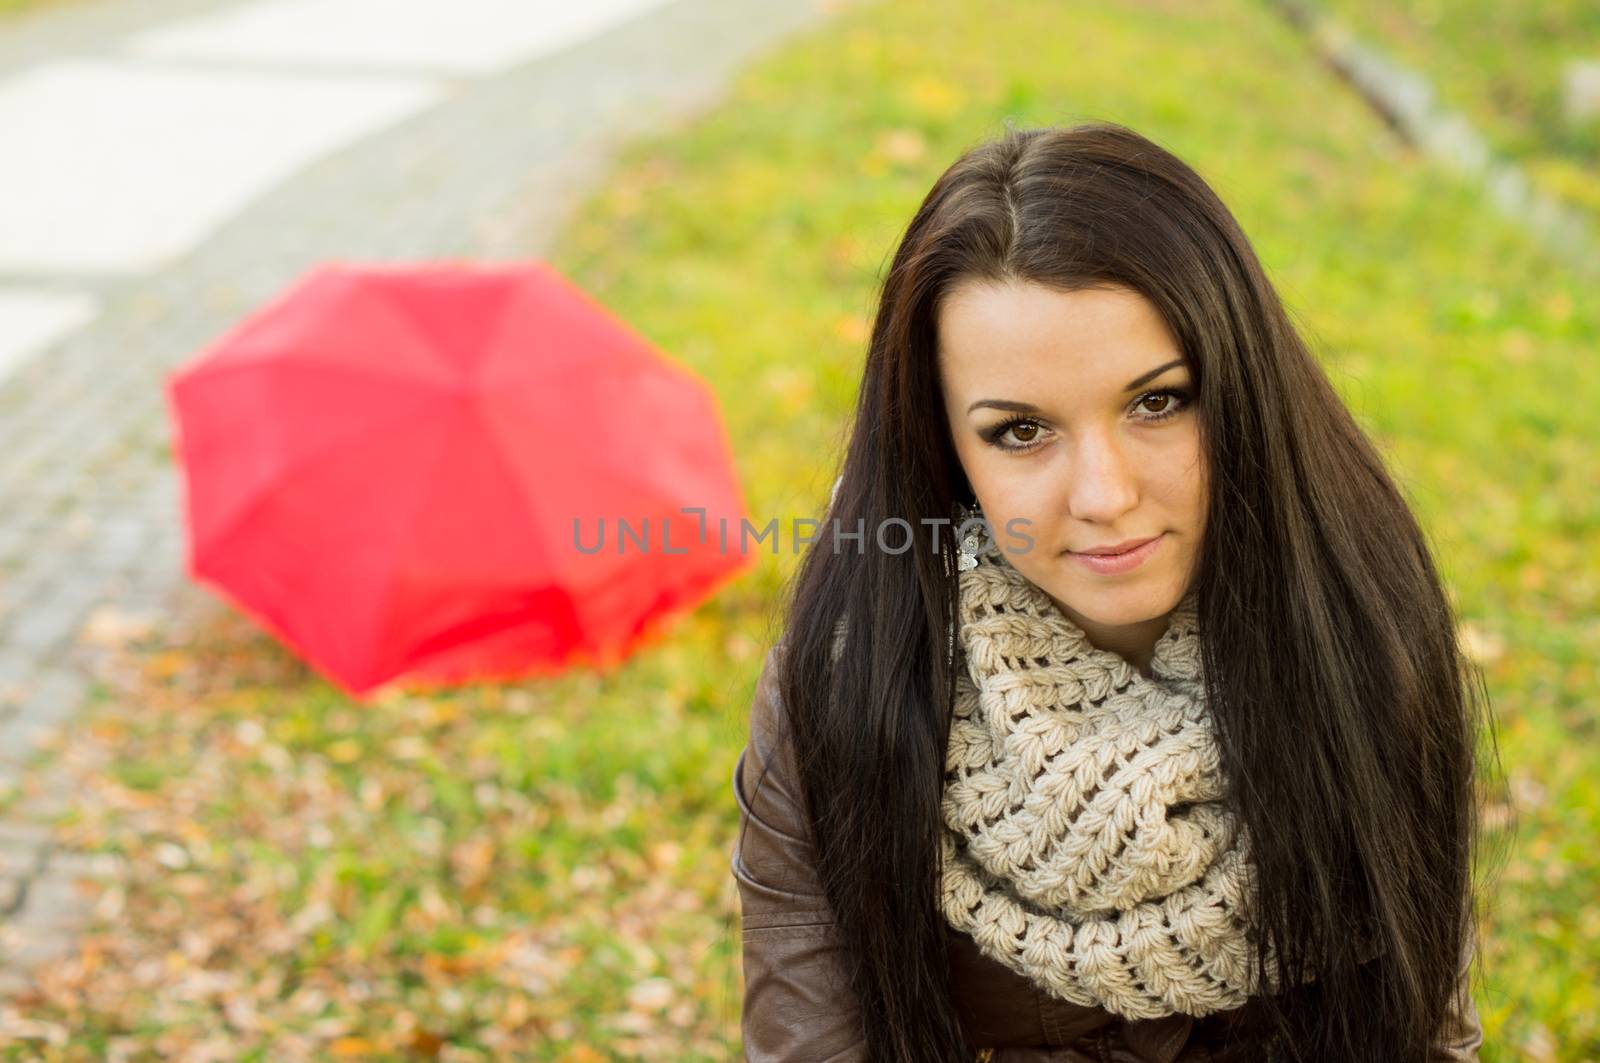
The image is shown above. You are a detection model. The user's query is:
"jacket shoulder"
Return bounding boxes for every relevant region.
[732,640,831,919]
[732,639,868,1061]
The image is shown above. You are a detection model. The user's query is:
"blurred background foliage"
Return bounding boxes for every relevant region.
[1320,0,1600,218]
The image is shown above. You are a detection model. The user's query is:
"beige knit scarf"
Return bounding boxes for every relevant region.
[937,533,1282,1020]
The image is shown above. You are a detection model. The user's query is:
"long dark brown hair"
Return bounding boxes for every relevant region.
[762,121,1499,1061]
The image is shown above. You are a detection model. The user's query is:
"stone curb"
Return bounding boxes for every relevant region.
[1272,0,1600,281]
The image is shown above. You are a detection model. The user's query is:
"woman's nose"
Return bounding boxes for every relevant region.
[1066,429,1139,526]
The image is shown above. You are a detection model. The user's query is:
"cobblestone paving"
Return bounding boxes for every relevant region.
[0,0,841,997]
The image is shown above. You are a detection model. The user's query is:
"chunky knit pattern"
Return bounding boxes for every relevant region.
[938,535,1281,1020]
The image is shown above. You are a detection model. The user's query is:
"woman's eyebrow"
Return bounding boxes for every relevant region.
[966,398,1040,415]
[965,358,1188,415]
[1121,358,1186,392]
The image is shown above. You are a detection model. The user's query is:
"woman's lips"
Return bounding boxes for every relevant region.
[1068,533,1165,575]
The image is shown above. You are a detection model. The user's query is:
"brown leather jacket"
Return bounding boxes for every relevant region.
[731,646,1484,1062]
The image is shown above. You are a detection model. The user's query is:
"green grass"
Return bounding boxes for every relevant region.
[1316,0,1600,221]
[3,0,1595,1059]
[0,0,77,16]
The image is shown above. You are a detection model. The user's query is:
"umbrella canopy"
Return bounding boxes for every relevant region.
[165,261,751,699]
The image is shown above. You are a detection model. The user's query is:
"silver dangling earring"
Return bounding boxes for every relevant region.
[956,497,983,572]
[957,531,981,572]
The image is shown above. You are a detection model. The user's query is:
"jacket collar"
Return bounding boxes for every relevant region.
[1120,1013,1195,1063]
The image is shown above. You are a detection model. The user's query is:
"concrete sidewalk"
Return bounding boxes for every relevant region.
[0,0,842,994]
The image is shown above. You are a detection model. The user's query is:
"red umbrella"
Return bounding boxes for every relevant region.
[165,261,752,700]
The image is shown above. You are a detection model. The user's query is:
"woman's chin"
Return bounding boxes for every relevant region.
[1036,575,1182,630]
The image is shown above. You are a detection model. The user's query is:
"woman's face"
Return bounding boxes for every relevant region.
[937,278,1208,648]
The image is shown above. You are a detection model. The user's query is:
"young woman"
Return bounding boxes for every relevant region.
[731,121,1491,1061]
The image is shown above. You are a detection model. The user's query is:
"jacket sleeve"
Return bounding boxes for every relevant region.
[1433,933,1483,1061]
[731,644,868,1062]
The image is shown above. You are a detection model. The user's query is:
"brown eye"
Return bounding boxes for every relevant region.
[1133,388,1191,423]
[983,416,1052,451]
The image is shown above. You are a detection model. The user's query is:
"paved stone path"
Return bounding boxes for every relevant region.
[0,0,842,996]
